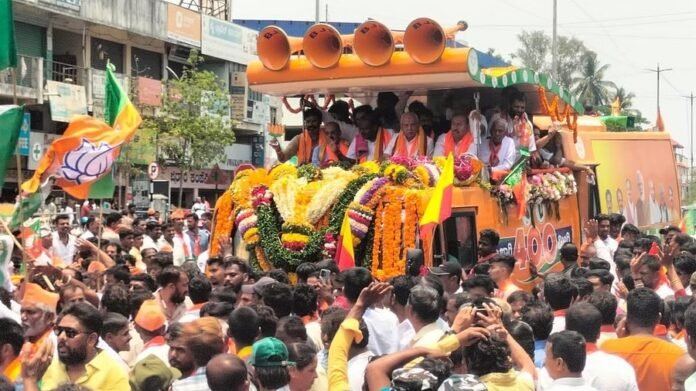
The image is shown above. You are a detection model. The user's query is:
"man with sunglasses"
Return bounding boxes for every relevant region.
[40,302,129,390]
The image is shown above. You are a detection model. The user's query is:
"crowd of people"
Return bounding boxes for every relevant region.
[2,201,696,390]
[269,89,592,177]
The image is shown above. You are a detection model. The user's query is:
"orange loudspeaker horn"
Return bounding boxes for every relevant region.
[403,18,468,64]
[353,20,395,67]
[303,23,349,69]
[257,26,303,71]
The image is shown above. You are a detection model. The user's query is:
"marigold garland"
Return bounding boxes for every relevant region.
[402,190,420,259]
[210,190,234,256]
[371,201,385,280]
[255,246,272,271]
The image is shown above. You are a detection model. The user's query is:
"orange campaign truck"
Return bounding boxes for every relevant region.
[212,18,682,287]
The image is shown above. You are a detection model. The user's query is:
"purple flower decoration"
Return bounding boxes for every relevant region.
[359,177,389,205]
[61,139,117,185]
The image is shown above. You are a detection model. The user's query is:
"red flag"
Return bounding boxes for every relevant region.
[336,211,355,271]
[419,154,454,240]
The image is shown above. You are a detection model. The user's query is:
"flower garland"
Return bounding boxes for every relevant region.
[327,174,376,235]
[270,175,301,222]
[255,246,272,272]
[371,201,385,280]
[323,232,337,258]
[210,190,234,256]
[379,187,404,281]
[236,208,259,246]
[304,177,351,225]
[280,223,314,251]
[297,164,323,182]
[256,202,325,271]
[402,190,420,259]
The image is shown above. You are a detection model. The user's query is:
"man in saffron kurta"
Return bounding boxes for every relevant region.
[385,112,434,158]
[347,105,393,163]
[434,113,477,158]
[270,107,324,165]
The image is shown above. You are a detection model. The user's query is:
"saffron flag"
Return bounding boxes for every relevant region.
[656,109,665,132]
[21,65,141,199]
[502,157,529,220]
[0,105,23,188]
[419,153,454,240]
[336,211,356,271]
[0,0,17,71]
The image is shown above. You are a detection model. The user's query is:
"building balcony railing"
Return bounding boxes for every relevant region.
[0,55,43,99]
[48,60,89,87]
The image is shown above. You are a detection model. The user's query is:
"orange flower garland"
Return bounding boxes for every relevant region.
[402,190,420,259]
[255,246,272,272]
[210,190,234,256]
[372,201,385,280]
[376,186,405,281]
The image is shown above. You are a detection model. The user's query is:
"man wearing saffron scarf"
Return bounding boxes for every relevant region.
[270,107,324,165]
[478,116,516,171]
[312,121,350,166]
[346,105,393,163]
[385,112,433,159]
[434,113,478,158]
[503,92,538,161]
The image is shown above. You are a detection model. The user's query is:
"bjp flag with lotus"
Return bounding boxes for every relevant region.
[21,64,141,199]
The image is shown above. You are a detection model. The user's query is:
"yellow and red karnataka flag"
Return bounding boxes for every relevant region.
[336,210,356,271]
[419,153,454,240]
[21,65,141,199]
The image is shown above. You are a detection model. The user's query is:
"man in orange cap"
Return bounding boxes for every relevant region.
[21,283,59,355]
[133,299,169,366]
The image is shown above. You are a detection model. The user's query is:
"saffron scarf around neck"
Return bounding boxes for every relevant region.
[356,127,390,162]
[391,128,426,157]
[443,130,473,157]
[297,129,324,164]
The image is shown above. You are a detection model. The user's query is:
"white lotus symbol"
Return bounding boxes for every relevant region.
[61,139,118,184]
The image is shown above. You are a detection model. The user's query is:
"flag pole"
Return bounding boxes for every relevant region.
[10,67,27,271]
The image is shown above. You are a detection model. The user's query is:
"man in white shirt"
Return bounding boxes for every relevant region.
[343,267,399,355]
[565,303,639,391]
[384,112,434,159]
[79,215,99,240]
[478,116,516,171]
[542,330,599,391]
[346,105,393,163]
[590,215,619,278]
[632,254,675,299]
[52,214,76,266]
[406,285,445,348]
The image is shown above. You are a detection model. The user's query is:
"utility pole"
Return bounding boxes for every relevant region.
[551,0,558,79]
[647,64,672,113]
[315,0,320,23]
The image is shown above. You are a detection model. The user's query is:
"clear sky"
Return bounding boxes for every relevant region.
[232,0,696,157]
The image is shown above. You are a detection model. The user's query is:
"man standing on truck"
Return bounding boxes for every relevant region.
[347,105,393,163]
[384,112,433,159]
[503,91,538,162]
[270,107,325,165]
[434,112,480,159]
[477,116,516,171]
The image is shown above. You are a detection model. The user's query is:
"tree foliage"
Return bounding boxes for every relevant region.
[511,31,550,72]
[142,50,235,205]
[572,52,617,107]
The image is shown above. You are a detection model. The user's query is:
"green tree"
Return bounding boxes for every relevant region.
[554,36,588,89]
[142,50,235,207]
[511,30,549,72]
[511,31,589,89]
[572,52,617,107]
[613,86,635,111]
[485,48,508,63]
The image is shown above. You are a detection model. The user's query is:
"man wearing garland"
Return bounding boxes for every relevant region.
[346,105,394,163]
[385,112,434,159]
[270,106,326,165]
[433,112,478,158]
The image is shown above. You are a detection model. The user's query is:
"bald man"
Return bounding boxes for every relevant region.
[672,354,696,391]
[384,112,433,158]
[206,353,249,391]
